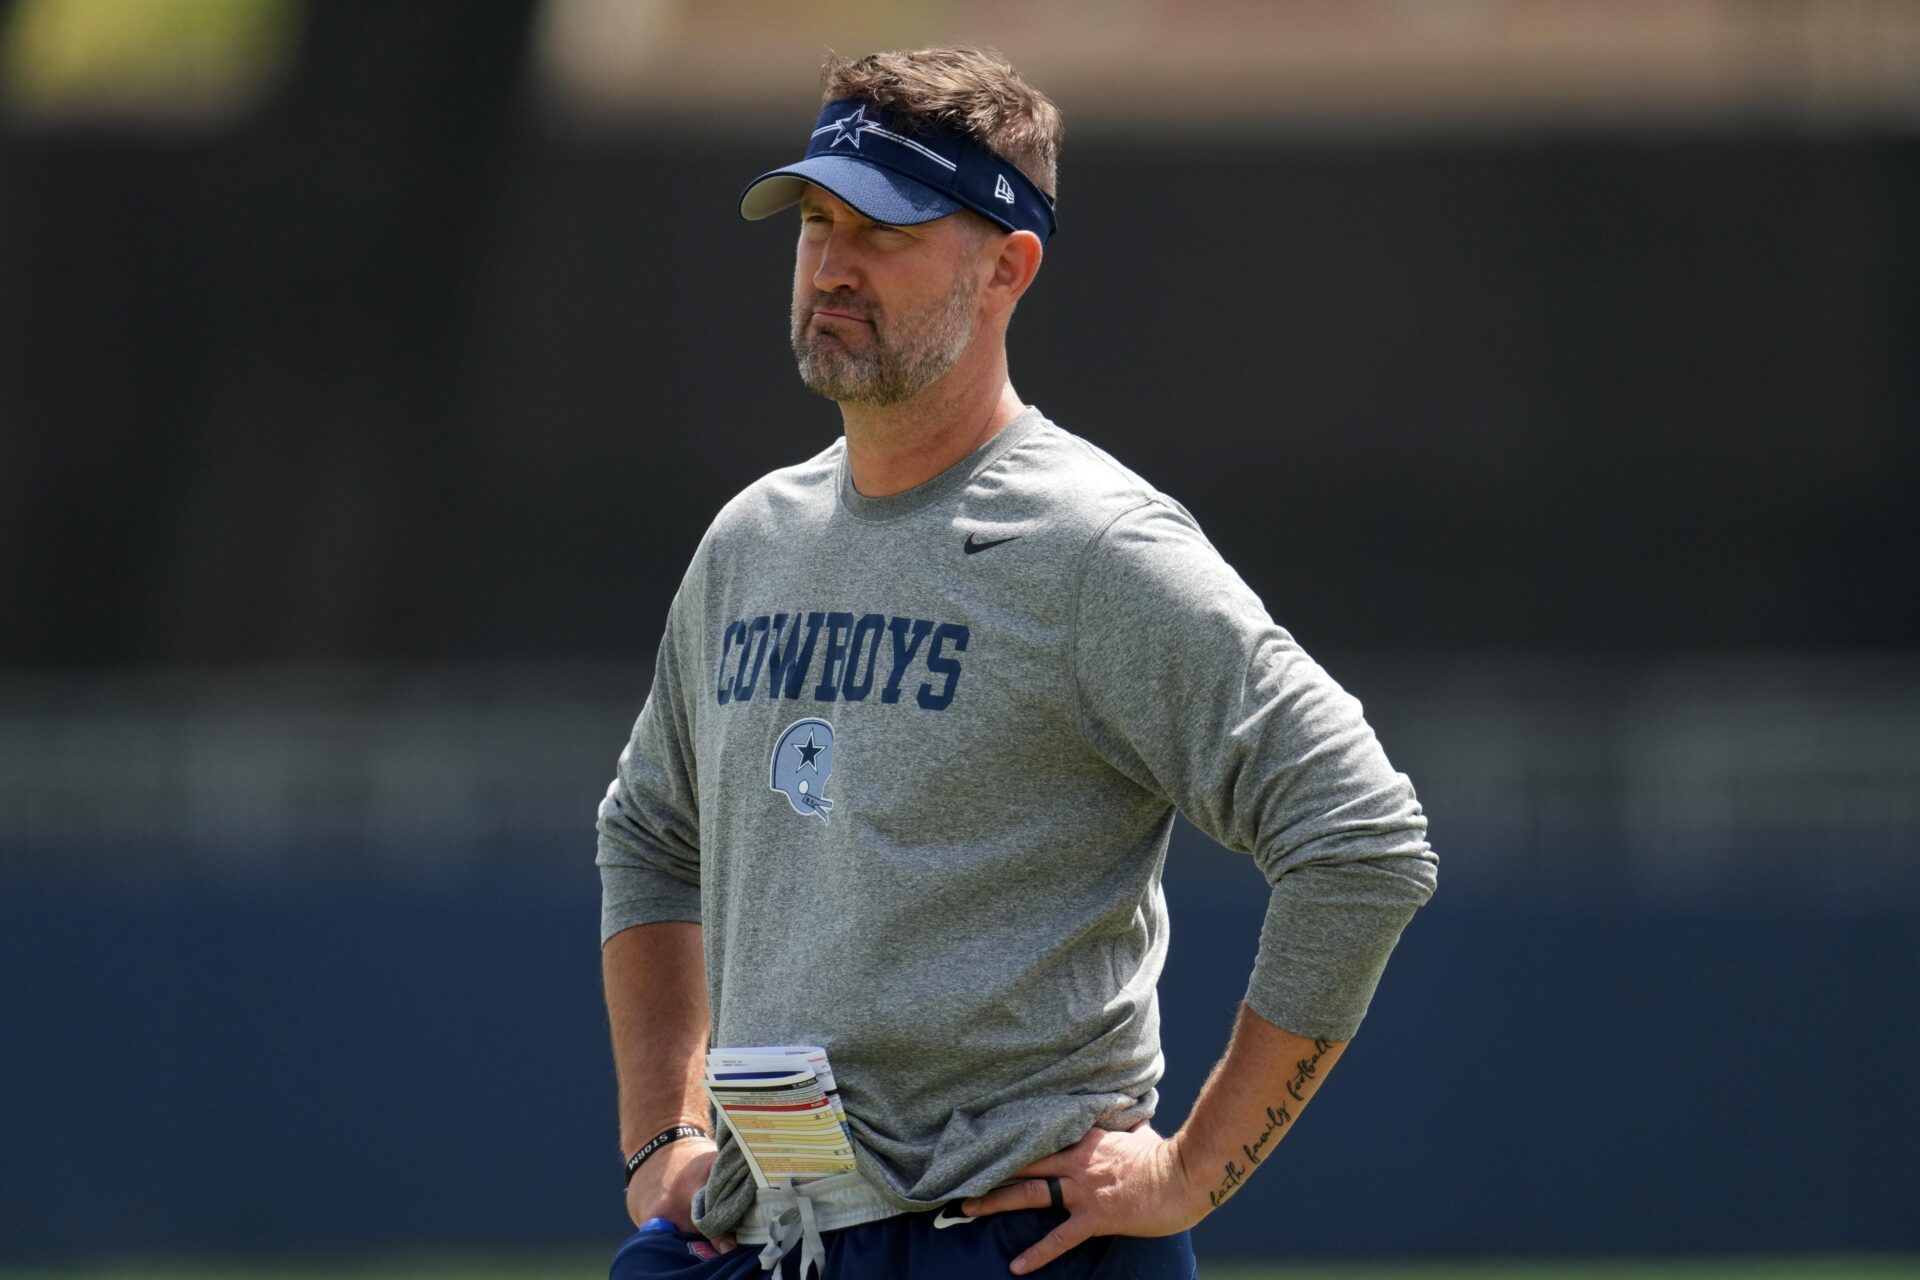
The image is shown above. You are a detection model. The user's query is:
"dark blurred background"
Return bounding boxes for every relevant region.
[2,0,1917,1270]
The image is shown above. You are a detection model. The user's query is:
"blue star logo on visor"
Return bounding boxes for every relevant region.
[827,105,872,149]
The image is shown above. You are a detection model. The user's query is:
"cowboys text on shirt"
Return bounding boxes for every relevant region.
[715,611,968,711]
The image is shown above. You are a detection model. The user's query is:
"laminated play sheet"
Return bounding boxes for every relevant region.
[703,1045,857,1188]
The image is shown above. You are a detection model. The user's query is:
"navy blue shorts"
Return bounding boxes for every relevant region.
[610,1209,1197,1280]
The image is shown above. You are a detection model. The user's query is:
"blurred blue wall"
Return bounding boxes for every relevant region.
[4,819,1917,1261]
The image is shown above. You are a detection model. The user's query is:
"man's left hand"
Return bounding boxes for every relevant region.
[958,1124,1207,1274]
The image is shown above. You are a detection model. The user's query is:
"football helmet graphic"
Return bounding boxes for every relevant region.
[770,717,835,822]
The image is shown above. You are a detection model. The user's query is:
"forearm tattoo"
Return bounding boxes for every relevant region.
[1208,1038,1335,1208]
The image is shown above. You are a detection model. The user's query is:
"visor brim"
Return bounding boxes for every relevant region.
[739,155,963,226]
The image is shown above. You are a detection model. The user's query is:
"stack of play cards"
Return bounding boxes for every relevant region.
[703,1045,857,1188]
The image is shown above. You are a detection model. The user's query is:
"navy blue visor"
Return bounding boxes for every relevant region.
[740,98,1056,243]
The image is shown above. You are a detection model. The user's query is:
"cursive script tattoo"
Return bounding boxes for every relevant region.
[1209,1037,1336,1208]
[1240,1102,1290,1168]
[1284,1038,1335,1102]
[1208,1159,1248,1208]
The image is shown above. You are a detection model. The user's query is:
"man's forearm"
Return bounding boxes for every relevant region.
[603,921,712,1154]
[1170,1001,1348,1210]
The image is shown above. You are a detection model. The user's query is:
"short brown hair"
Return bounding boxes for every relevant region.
[821,47,1063,200]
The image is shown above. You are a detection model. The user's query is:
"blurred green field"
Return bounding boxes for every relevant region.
[4,1258,1917,1280]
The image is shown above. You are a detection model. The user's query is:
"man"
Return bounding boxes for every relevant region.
[599,46,1436,1280]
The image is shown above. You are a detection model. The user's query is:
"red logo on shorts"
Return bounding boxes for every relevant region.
[686,1240,720,1260]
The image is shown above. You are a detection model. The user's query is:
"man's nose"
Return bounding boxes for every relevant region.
[811,230,861,293]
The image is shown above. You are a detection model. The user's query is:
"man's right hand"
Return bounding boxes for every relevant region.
[626,1136,736,1252]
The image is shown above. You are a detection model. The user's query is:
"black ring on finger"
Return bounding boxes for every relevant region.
[1045,1175,1065,1213]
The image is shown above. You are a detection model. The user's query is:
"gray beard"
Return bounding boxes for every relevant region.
[791,268,978,407]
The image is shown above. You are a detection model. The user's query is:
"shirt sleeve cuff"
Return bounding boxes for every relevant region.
[599,861,703,944]
[1243,858,1434,1041]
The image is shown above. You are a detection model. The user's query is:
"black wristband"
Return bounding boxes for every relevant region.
[624,1124,708,1188]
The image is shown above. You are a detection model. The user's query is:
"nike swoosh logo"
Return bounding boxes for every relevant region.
[931,1203,976,1228]
[963,533,1021,555]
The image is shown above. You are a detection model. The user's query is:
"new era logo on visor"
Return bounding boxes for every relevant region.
[993,174,1015,204]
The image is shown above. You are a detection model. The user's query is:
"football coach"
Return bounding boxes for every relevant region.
[598,45,1438,1280]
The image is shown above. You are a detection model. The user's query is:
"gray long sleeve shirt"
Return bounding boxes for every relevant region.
[597,407,1436,1240]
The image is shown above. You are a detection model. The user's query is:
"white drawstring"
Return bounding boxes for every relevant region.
[753,1182,828,1280]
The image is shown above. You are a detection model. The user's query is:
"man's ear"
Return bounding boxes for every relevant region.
[982,229,1043,318]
